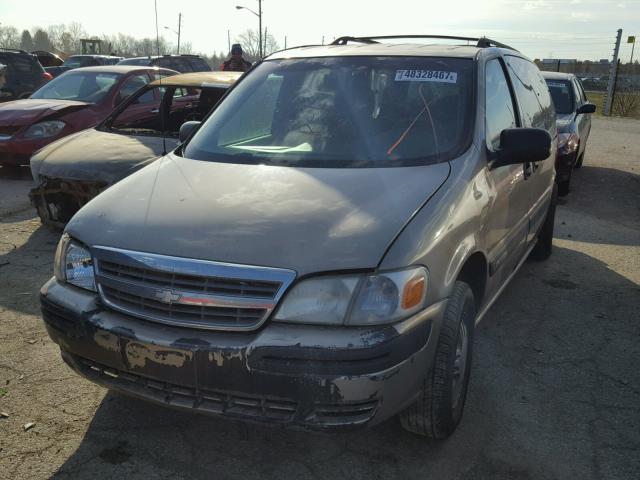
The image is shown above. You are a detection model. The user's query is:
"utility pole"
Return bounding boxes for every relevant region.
[629,35,636,65]
[604,28,623,116]
[177,13,181,55]
[265,27,269,55]
[284,36,287,49]
[258,0,262,58]
[228,30,231,54]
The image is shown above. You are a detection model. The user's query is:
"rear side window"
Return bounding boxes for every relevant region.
[505,56,554,131]
[485,59,518,151]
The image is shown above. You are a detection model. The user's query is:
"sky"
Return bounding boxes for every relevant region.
[1,0,639,61]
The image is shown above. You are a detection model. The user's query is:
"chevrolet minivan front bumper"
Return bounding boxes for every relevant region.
[40,277,446,430]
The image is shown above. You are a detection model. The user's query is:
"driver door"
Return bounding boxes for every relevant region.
[484,58,532,282]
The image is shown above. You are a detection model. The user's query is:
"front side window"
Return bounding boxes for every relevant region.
[183,56,474,167]
[505,56,554,130]
[31,71,121,103]
[117,74,151,103]
[485,58,518,151]
[545,79,574,115]
[107,86,225,137]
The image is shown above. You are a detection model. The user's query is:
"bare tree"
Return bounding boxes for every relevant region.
[0,25,19,49]
[613,86,640,117]
[234,29,279,62]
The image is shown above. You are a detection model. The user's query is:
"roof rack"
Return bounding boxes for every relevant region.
[331,35,518,52]
[0,47,30,54]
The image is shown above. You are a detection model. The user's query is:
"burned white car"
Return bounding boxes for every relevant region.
[29,71,242,227]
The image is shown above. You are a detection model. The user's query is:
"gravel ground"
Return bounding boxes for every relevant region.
[0,117,639,480]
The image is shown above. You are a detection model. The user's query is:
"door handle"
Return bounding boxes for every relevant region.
[150,108,160,113]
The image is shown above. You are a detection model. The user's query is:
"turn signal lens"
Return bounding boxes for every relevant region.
[402,275,425,309]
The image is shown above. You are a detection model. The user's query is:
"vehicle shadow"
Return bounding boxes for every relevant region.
[559,165,640,246]
[0,216,60,316]
[50,246,640,479]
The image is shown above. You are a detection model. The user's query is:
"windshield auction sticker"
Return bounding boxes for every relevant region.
[395,70,458,83]
[546,82,568,89]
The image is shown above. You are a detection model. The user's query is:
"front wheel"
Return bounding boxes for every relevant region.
[399,281,476,439]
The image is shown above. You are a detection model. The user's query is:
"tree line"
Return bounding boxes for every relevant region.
[0,22,280,69]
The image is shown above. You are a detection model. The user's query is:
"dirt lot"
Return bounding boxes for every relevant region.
[1,117,639,479]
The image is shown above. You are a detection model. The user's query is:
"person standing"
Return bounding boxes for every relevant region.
[221,44,252,72]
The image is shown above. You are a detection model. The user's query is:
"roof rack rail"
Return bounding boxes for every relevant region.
[0,47,30,54]
[331,35,518,52]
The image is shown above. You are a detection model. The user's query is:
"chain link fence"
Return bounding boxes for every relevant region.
[536,60,640,118]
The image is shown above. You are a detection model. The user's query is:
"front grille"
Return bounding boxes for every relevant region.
[101,285,267,328]
[99,260,280,298]
[93,246,296,331]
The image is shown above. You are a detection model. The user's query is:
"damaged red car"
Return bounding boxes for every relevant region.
[0,65,177,168]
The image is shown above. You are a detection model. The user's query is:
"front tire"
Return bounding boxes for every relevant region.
[399,281,476,439]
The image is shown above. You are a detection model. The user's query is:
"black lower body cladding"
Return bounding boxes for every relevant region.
[40,278,446,430]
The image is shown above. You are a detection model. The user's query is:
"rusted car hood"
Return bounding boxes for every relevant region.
[67,154,451,276]
[30,129,179,183]
[0,99,89,127]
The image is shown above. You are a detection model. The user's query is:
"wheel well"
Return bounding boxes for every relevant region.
[456,252,488,308]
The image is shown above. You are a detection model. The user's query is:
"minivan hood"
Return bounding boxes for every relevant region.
[0,99,89,127]
[68,154,450,276]
[30,128,179,184]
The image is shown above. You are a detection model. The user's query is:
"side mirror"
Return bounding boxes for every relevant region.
[490,128,551,169]
[179,121,201,143]
[576,103,596,114]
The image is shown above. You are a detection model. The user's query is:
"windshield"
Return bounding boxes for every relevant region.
[545,79,573,114]
[183,56,474,167]
[31,71,121,103]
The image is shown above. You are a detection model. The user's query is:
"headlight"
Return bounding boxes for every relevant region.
[24,120,66,139]
[54,233,96,292]
[274,267,427,326]
[557,132,579,155]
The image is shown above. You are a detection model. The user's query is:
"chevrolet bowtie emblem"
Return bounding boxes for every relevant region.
[155,289,182,304]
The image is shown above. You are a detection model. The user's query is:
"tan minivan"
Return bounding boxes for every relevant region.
[40,35,557,439]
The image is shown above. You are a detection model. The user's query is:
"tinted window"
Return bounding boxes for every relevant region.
[31,71,121,102]
[545,79,573,115]
[505,56,554,130]
[63,56,99,68]
[485,59,518,150]
[187,57,212,72]
[0,54,41,76]
[117,58,152,66]
[184,57,474,168]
